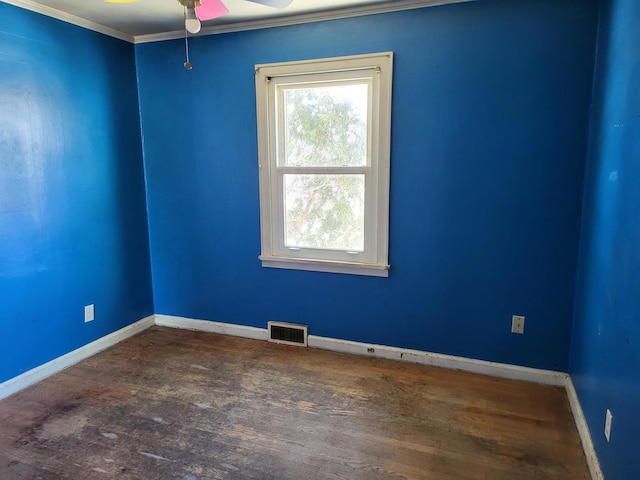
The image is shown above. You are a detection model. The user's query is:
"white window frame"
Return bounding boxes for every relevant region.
[255,52,393,277]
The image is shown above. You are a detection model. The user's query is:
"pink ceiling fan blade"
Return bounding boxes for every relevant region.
[195,0,229,21]
[246,0,293,9]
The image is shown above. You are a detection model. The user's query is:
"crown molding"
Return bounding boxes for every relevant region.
[1,0,135,43]
[0,0,474,45]
[134,0,472,44]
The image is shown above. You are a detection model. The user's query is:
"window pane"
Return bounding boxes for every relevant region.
[283,83,368,167]
[284,174,365,251]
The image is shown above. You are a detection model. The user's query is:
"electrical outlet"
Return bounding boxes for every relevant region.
[604,409,613,442]
[511,315,525,334]
[84,304,95,323]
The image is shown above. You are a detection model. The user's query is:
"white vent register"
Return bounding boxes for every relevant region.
[268,321,308,347]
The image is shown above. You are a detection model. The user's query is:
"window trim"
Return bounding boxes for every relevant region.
[255,52,393,277]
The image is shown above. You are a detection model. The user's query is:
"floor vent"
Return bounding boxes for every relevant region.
[268,321,308,347]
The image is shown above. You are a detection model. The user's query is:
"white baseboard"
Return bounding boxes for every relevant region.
[565,377,604,480]
[154,314,268,341]
[0,315,155,401]
[153,315,566,386]
[307,335,568,386]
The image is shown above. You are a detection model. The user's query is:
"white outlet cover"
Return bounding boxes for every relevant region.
[84,304,95,323]
[511,315,525,334]
[605,409,613,442]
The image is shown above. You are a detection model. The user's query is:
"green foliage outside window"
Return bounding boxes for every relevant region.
[283,86,368,251]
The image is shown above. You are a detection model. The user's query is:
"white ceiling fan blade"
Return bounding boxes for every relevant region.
[246,0,294,9]
[196,0,229,21]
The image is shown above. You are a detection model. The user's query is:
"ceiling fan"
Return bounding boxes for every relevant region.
[106,0,294,34]
[183,0,294,34]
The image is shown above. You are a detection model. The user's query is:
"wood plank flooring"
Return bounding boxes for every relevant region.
[0,327,590,479]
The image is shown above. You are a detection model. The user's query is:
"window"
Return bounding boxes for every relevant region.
[255,52,393,277]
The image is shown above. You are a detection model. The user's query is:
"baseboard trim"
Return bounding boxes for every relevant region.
[307,335,567,386]
[565,377,604,480]
[154,314,268,341]
[153,315,565,386]
[0,315,155,401]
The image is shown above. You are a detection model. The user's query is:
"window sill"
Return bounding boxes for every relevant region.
[259,255,390,277]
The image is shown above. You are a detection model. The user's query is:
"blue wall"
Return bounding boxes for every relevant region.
[570,0,640,478]
[137,0,598,371]
[0,5,154,383]
[6,1,638,475]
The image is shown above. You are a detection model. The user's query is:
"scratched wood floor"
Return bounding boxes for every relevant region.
[0,326,589,480]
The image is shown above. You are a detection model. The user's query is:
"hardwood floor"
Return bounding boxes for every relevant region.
[0,327,590,479]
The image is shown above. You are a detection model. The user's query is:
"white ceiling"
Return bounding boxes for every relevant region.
[2,0,470,43]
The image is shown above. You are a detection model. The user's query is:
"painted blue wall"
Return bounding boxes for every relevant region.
[570,0,640,478]
[0,5,154,383]
[137,0,598,371]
